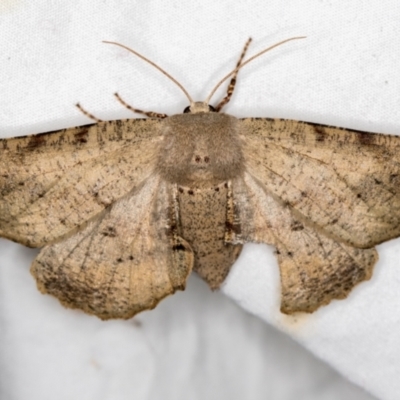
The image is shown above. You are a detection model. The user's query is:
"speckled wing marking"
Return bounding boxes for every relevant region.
[233,117,400,313]
[231,173,377,313]
[31,176,193,320]
[240,118,400,248]
[0,119,162,247]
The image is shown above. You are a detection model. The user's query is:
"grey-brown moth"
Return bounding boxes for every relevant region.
[1,37,399,320]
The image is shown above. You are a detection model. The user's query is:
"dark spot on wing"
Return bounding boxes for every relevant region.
[73,129,89,144]
[374,178,382,185]
[27,133,47,150]
[172,243,186,251]
[225,221,241,234]
[356,132,374,145]
[168,224,177,234]
[313,125,326,142]
[290,220,304,231]
[102,226,117,237]
[390,173,399,182]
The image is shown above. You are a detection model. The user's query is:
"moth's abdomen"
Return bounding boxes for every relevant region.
[158,112,244,186]
[177,181,242,288]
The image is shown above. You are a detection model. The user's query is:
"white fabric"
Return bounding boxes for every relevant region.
[1,1,399,399]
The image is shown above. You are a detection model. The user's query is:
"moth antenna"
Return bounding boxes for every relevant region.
[214,37,253,112]
[76,103,103,122]
[114,92,168,118]
[206,36,307,108]
[103,41,194,106]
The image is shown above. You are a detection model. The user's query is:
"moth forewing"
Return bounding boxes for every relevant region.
[241,118,400,247]
[0,119,162,247]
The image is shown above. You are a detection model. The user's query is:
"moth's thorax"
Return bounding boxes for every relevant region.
[158,112,244,185]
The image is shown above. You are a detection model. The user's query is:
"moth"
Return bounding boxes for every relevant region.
[1,37,400,320]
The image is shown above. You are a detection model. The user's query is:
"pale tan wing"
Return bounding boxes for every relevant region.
[31,175,193,320]
[0,119,161,247]
[231,174,377,313]
[240,118,400,248]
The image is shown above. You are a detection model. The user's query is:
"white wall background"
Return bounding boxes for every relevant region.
[2,1,400,399]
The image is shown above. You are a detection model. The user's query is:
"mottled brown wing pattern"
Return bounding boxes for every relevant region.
[240,118,400,248]
[2,111,399,317]
[230,173,377,313]
[31,176,193,320]
[0,119,161,247]
[232,117,400,312]
[4,35,397,318]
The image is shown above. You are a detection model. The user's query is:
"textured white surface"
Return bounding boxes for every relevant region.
[0,241,373,400]
[1,1,399,399]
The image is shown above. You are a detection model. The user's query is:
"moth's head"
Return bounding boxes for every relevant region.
[183,102,216,114]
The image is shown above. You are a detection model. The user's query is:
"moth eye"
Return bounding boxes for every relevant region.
[182,105,216,113]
